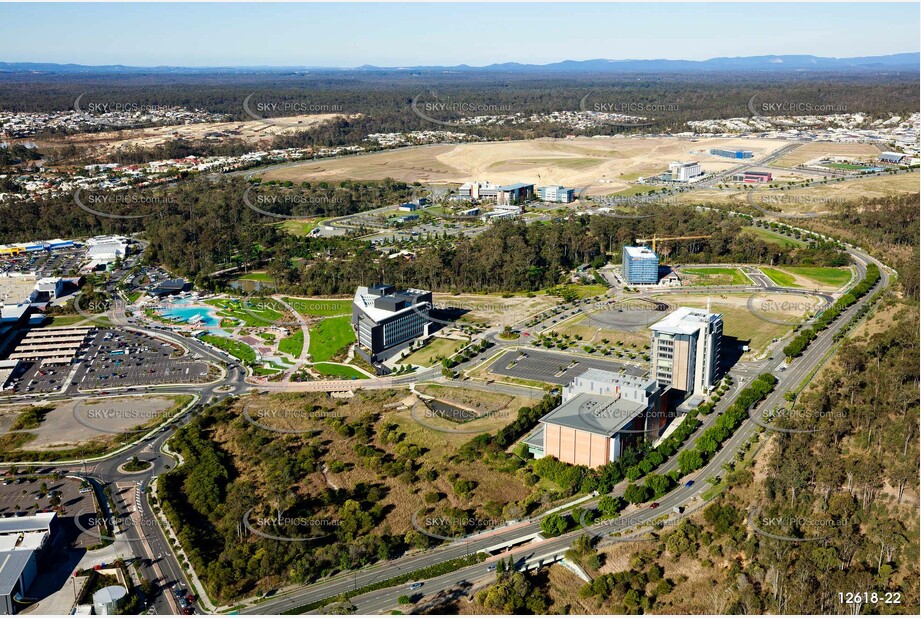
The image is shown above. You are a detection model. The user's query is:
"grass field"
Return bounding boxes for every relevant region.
[681,267,750,286]
[236,272,274,282]
[279,329,304,357]
[547,315,651,348]
[201,334,257,363]
[610,185,659,197]
[760,267,800,288]
[824,162,873,170]
[281,297,351,317]
[205,298,284,326]
[774,142,882,168]
[402,337,464,366]
[312,362,367,379]
[742,226,809,248]
[781,266,853,288]
[308,316,356,361]
[277,219,321,236]
[43,314,87,327]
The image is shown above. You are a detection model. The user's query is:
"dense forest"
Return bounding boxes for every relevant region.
[1,177,849,293]
[1,71,917,147]
[807,193,920,302]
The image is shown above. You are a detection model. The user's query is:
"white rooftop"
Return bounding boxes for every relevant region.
[650,306,721,335]
[624,246,657,258]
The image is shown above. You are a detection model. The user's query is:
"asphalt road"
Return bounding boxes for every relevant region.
[0,217,887,615]
[243,245,887,616]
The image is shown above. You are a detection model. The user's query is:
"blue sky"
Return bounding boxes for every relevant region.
[0,2,917,67]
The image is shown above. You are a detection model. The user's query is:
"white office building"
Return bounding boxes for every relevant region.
[668,161,703,182]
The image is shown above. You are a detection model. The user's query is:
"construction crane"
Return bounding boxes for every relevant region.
[635,234,713,253]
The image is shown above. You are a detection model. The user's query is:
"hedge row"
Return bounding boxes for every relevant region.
[783,264,880,358]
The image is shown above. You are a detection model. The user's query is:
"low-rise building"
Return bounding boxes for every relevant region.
[668,161,703,182]
[879,151,907,164]
[0,512,57,615]
[733,171,773,183]
[537,185,575,203]
[496,183,535,205]
[524,369,664,468]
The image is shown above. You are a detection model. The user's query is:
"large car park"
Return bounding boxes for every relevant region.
[72,329,212,390]
[5,328,213,394]
[0,246,85,279]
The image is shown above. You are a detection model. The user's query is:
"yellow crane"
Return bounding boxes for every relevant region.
[635,234,713,253]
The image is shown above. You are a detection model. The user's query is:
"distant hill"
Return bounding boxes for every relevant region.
[1,53,917,75]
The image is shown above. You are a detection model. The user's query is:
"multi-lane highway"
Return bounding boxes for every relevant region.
[0,217,888,616]
[241,242,888,615]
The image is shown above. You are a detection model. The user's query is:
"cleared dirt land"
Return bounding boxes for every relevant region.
[675,171,919,209]
[260,136,792,195]
[774,141,883,167]
[35,114,348,156]
[0,395,180,450]
[432,292,558,328]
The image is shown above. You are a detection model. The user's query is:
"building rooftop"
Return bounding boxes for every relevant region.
[0,512,55,536]
[540,391,646,436]
[573,367,656,390]
[353,285,430,322]
[650,306,721,335]
[623,246,657,259]
[0,549,34,595]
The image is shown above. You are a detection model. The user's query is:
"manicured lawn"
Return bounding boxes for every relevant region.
[761,267,801,288]
[281,297,351,317]
[201,334,257,363]
[825,162,870,170]
[279,329,304,357]
[237,272,274,282]
[205,298,284,326]
[682,267,750,286]
[402,337,464,366]
[312,362,367,379]
[782,266,853,288]
[610,185,658,197]
[44,314,87,327]
[308,316,356,361]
